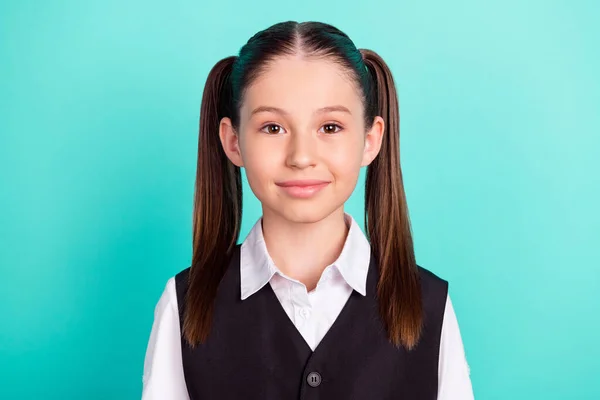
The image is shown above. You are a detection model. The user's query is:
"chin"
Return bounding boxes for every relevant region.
[274,202,341,224]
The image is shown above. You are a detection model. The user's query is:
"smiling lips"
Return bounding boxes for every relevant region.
[275,179,331,198]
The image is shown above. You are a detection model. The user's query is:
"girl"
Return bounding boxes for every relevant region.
[142,21,473,400]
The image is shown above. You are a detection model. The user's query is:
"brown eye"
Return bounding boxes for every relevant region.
[321,124,342,134]
[261,124,284,135]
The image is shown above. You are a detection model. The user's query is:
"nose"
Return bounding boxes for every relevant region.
[286,131,318,169]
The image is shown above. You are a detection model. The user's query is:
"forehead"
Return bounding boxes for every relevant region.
[240,56,363,120]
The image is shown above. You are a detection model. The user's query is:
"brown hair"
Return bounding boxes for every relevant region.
[184,21,423,350]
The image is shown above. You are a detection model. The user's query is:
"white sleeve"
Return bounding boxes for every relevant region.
[142,277,190,400]
[438,294,474,400]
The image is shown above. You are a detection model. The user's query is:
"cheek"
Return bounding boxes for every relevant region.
[327,139,364,181]
[240,138,278,189]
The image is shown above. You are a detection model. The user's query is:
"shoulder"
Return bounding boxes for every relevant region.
[170,267,192,314]
[415,264,449,312]
[174,246,242,297]
[416,264,449,290]
[151,275,179,321]
[152,267,191,317]
[174,266,191,290]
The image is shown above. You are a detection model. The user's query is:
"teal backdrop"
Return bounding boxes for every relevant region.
[1,0,599,399]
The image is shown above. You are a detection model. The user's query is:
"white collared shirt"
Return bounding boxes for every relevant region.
[142,213,474,399]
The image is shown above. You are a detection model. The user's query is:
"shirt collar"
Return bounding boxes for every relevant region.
[240,212,371,300]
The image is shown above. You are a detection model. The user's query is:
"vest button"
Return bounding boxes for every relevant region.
[307,371,322,387]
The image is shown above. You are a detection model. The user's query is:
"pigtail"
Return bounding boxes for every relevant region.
[183,56,242,347]
[361,49,423,350]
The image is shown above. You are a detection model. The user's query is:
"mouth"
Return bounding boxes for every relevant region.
[275,180,331,198]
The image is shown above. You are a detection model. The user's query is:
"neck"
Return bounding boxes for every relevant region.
[261,206,349,292]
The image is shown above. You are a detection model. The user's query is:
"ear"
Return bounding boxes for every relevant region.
[219,117,244,167]
[361,116,385,166]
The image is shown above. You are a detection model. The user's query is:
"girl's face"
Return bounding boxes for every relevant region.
[220,56,384,224]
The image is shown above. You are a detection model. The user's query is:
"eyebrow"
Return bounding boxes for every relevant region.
[249,105,352,117]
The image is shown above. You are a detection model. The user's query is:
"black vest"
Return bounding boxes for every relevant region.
[175,244,448,400]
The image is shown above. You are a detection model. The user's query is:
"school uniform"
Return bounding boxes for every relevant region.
[142,213,474,399]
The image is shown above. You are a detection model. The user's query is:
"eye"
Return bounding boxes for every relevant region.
[260,124,286,135]
[259,123,343,135]
[320,123,343,134]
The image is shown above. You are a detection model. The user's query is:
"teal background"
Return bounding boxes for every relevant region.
[1,0,599,398]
